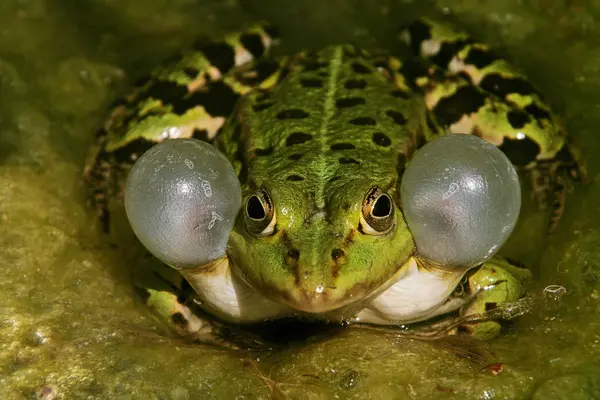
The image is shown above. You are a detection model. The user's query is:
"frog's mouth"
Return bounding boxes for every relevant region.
[177,256,396,321]
[264,280,376,314]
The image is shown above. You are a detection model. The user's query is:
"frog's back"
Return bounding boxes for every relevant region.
[220,45,426,201]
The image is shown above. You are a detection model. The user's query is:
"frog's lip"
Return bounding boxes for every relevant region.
[266,283,373,313]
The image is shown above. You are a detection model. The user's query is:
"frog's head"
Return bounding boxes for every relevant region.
[222,52,422,313]
[228,161,415,314]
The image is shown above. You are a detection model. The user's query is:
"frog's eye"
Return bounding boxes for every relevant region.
[245,188,277,236]
[360,187,395,235]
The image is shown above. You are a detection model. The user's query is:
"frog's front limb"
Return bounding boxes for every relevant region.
[355,256,531,339]
[457,257,532,339]
[134,256,289,347]
[133,261,233,347]
[175,257,290,323]
[355,257,473,325]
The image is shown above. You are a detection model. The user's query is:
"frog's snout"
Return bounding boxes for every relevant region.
[279,246,356,313]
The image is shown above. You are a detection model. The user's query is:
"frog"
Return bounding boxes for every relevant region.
[84,18,583,345]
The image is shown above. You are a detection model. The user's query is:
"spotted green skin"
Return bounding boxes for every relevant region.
[218,45,428,312]
[85,19,579,339]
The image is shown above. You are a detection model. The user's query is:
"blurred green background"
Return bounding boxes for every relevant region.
[1,0,600,398]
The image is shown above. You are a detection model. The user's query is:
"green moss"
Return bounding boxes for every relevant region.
[2,0,600,398]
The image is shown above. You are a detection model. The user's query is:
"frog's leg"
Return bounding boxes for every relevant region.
[132,259,236,346]
[451,257,532,339]
[83,22,280,232]
[397,18,586,231]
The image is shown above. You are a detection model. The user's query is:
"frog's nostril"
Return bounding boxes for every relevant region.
[331,248,345,260]
[287,249,300,260]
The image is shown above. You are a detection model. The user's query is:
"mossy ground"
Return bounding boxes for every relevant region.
[1,0,600,398]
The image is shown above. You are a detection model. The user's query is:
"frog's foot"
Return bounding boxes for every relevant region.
[456,257,532,339]
[138,286,240,348]
[134,260,241,348]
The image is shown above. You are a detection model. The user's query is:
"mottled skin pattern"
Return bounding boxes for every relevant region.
[84,19,583,343]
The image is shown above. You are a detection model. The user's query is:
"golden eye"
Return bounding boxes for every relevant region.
[244,188,276,236]
[360,187,394,235]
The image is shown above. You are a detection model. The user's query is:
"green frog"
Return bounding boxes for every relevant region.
[84,19,582,344]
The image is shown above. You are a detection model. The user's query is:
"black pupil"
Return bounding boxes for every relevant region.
[247,195,266,220]
[372,195,391,217]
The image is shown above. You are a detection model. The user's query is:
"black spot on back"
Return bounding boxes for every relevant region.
[372,132,391,147]
[399,57,429,87]
[192,128,210,142]
[507,110,531,129]
[302,60,328,71]
[464,47,500,69]
[300,78,324,88]
[525,103,552,121]
[335,97,366,108]
[286,174,304,181]
[344,79,367,90]
[351,62,371,74]
[236,59,281,87]
[173,81,239,117]
[349,117,376,126]
[405,20,432,55]
[480,74,536,98]
[286,132,312,146]
[183,67,198,79]
[288,153,303,161]
[433,85,486,128]
[386,110,407,125]
[330,142,356,150]
[196,42,235,73]
[339,157,360,165]
[277,109,310,119]
[240,33,265,58]
[430,39,475,69]
[498,136,540,166]
[142,81,188,106]
[391,89,410,99]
